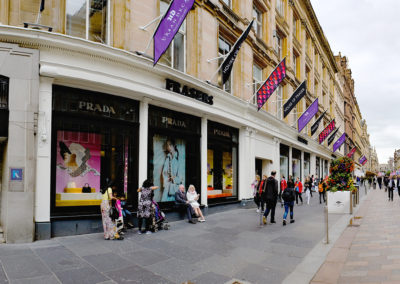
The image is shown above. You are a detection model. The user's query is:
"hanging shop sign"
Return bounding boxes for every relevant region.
[333,133,346,153]
[166,78,213,105]
[283,81,306,118]
[319,119,335,144]
[298,98,318,132]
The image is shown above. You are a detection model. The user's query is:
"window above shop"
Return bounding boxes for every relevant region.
[253,7,262,38]
[158,0,186,72]
[0,76,8,109]
[66,0,110,44]
[218,36,232,93]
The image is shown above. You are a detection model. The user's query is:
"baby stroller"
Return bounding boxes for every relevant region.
[149,201,170,232]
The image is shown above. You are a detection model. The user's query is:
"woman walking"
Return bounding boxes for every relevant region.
[304,176,312,205]
[388,175,396,202]
[282,177,295,225]
[100,184,123,240]
[138,180,159,234]
[295,177,303,205]
[252,175,261,212]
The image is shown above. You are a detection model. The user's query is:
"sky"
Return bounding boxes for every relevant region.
[310,0,400,164]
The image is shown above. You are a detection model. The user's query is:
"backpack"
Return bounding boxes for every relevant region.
[318,184,323,193]
[282,188,295,202]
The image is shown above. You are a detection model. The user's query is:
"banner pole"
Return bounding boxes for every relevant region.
[35,1,42,24]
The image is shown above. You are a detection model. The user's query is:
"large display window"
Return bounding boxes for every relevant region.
[207,121,238,203]
[304,152,310,180]
[316,157,321,179]
[280,144,289,179]
[51,86,139,216]
[148,106,200,208]
[292,148,302,180]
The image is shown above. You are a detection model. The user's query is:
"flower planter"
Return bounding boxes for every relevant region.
[327,191,351,214]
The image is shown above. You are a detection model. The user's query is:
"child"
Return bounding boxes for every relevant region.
[112,190,124,235]
[120,195,134,229]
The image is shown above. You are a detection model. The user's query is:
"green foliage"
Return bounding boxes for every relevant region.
[327,156,356,192]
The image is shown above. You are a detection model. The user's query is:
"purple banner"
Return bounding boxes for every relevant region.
[298,98,318,132]
[153,0,194,66]
[359,155,367,165]
[333,133,346,152]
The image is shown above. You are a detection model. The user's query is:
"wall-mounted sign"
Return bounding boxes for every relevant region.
[297,136,308,145]
[166,79,213,105]
[10,168,23,181]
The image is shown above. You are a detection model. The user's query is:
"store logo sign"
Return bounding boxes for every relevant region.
[166,79,214,105]
[213,129,230,138]
[78,101,116,115]
[162,116,187,128]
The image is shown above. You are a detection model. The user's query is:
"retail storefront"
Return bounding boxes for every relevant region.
[304,152,310,179]
[147,106,201,210]
[207,121,238,203]
[316,157,321,179]
[51,86,139,234]
[292,148,302,180]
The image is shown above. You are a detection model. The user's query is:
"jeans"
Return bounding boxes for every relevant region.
[388,188,394,201]
[283,201,294,220]
[138,217,150,232]
[263,200,277,222]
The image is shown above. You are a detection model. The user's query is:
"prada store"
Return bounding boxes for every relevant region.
[51,86,139,220]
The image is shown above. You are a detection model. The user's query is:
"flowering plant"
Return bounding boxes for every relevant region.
[327,156,357,192]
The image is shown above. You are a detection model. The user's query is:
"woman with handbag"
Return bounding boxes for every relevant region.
[100,184,123,240]
[137,179,159,234]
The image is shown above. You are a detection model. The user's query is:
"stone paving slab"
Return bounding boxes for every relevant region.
[0,186,367,284]
[311,188,400,284]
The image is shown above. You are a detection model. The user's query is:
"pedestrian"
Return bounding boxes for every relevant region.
[100,183,123,240]
[252,175,261,212]
[397,176,400,198]
[137,179,159,234]
[262,171,279,225]
[282,177,295,226]
[318,180,326,204]
[310,175,315,196]
[187,185,205,222]
[280,175,287,207]
[373,176,377,189]
[388,175,396,202]
[294,177,303,205]
[305,176,312,205]
[384,176,389,192]
[175,184,196,224]
[377,176,382,190]
[257,175,267,213]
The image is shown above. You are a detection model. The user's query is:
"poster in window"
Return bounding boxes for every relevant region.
[207,149,214,190]
[152,135,186,202]
[222,152,233,196]
[55,130,101,207]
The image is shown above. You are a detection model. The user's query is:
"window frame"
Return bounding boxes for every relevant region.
[221,0,232,8]
[276,0,284,17]
[253,6,263,38]
[276,85,283,120]
[253,64,263,104]
[65,0,111,45]
[218,36,233,93]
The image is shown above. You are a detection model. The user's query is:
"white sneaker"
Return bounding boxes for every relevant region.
[256,208,260,213]
[145,231,152,235]
[199,218,205,222]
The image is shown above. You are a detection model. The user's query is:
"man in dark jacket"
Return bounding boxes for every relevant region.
[175,185,196,223]
[262,171,279,225]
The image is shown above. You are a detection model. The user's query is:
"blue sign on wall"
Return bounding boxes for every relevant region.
[10,168,23,181]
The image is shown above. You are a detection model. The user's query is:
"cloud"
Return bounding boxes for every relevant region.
[311,0,400,163]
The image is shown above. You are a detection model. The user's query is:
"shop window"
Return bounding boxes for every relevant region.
[148,106,201,208]
[218,37,232,93]
[280,144,289,179]
[66,0,109,44]
[207,121,238,202]
[159,0,186,72]
[316,157,321,179]
[292,148,301,180]
[276,85,283,120]
[304,152,310,180]
[52,86,139,215]
[0,76,8,109]
[275,32,282,59]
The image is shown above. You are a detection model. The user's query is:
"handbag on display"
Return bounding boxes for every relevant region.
[82,183,91,193]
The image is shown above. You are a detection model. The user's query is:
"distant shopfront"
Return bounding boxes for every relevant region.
[207,121,238,203]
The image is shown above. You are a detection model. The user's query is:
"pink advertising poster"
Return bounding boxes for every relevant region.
[56,130,101,206]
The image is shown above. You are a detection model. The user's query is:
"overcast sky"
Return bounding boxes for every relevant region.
[310,0,400,164]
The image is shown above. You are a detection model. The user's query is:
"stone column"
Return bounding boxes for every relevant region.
[138,99,149,187]
[289,146,293,177]
[35,77,54,240]
[301,150,304,182]
[274,138,281,179]
[239,127,252,200]
[200,116,208,206]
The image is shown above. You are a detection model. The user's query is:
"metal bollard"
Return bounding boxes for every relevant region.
[324,205,329,244]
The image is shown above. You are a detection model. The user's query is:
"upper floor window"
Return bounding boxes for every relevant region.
[293,51,300,79]
[66,0,109,44]
[159,0,186,72]
[253,64,262,104]
[218,37,232,93]
[0,76,9,109]
[222,0,232,8]
[253,7,262,38]
[275,32,283,59]
[276,85,283,119]
[276,0,284,17]
[293,14,298,39]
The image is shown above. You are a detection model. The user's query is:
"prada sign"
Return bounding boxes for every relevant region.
[162,116,187,128]
[166,79,213,105]
[78,101,116,115]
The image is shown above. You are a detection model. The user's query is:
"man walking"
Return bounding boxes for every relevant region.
[262,171,279,225]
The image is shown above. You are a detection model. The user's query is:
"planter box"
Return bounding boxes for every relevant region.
[327,191,351,214]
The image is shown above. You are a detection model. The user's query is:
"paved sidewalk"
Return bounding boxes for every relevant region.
[311,188,399,284]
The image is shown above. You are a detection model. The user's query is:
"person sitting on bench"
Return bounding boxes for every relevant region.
[175,184,196,224]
